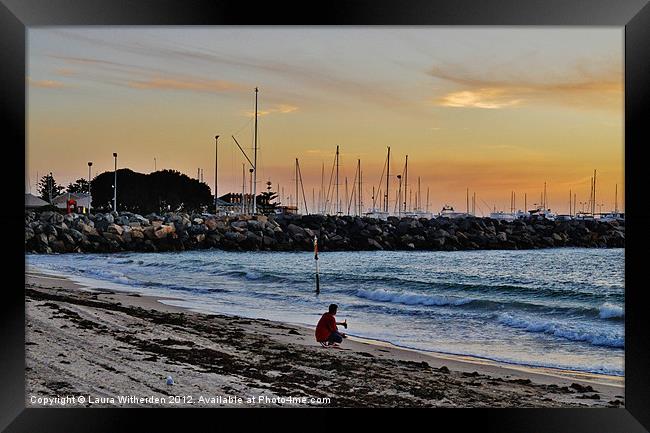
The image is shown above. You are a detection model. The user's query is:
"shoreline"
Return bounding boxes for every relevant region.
[25,268,624,407]
[29,260,625,381]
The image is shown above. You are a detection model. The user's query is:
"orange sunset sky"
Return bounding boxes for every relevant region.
[26,27,624,215]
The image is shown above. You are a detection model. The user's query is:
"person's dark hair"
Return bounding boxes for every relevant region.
[328,304,338,314]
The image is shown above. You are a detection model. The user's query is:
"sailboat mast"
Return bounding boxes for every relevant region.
[593,169,597,216]
[335,145,340,215]
[385,146,390,213]
[615,183,618,213]
[345,177,349,216]
[404,155,408,213]
[253,87,258,214]
[426,187,430,213]
[295,158,299,213]
[573,193,576,216]
[358,159,362,216]
[590,176,594,215]
[241,163,246,214]
[296,158,308,215]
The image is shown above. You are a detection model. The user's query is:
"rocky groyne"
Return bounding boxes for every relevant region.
[25,210,624,254]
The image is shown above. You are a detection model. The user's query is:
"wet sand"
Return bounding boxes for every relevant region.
[25,271,624,408]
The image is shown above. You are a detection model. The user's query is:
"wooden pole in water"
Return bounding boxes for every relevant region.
[314,236,320,294]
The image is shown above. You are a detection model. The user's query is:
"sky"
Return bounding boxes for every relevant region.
[26,27,624,215]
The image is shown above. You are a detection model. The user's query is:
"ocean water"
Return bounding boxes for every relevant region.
[26,248,624,376]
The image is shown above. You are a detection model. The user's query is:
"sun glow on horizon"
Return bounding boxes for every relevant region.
[26,27,624,214]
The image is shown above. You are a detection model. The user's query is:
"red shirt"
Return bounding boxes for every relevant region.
[315,312,338,342]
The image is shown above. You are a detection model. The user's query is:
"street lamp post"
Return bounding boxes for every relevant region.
[87,162,93,213]
[113,152,118,212]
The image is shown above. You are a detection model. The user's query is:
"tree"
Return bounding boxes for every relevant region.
[67,178,90,194]
[89,168,212,214]
[37,174,65,203]
[257,190,279,215]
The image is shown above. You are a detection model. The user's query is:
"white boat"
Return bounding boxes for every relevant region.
[405,211,434,219]
[574,212,595,221]
[489,211,516,221]
[529,206,557,221]
[364,209,389,221]
[600,211,625,222]
[515,210,530,220]
[438,205,468,219]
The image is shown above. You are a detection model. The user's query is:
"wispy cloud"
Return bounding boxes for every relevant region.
[54,68,76,77]
[127,76,243,94]
[45,30,427,117]
[440,89,522,109]
[28,78,65,89]
[244,103,299,117]
[430,61,622,110]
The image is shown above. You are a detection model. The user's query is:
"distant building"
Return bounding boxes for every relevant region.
[217,193,278,215]
[51,192,92,213]
[25,193,49,209]
[275,205,298,215]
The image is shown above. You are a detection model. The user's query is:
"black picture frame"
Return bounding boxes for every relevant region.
[2,0,649,431]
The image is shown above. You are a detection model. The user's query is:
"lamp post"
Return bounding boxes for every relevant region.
[87,162,93,213]
[214,135,219,214]
[113,152,118,212]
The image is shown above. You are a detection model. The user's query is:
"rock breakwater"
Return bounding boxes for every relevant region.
[25,210,624,254]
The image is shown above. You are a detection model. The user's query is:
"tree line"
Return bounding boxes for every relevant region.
[37,170,213,214]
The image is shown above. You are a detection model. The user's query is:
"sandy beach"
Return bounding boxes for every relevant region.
[25,270,624,408]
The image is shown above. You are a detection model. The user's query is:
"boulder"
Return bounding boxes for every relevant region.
[107,223,124,236]
[154,225,175,239]
[225,231,246,243]
[205,218,218,232]
[287,224,306,237]
[103,232,123,243]
[367,238,383,250]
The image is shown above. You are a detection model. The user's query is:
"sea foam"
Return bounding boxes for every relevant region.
[356,288,472,307]
[497,313,623,348]
[599,303,624,319]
